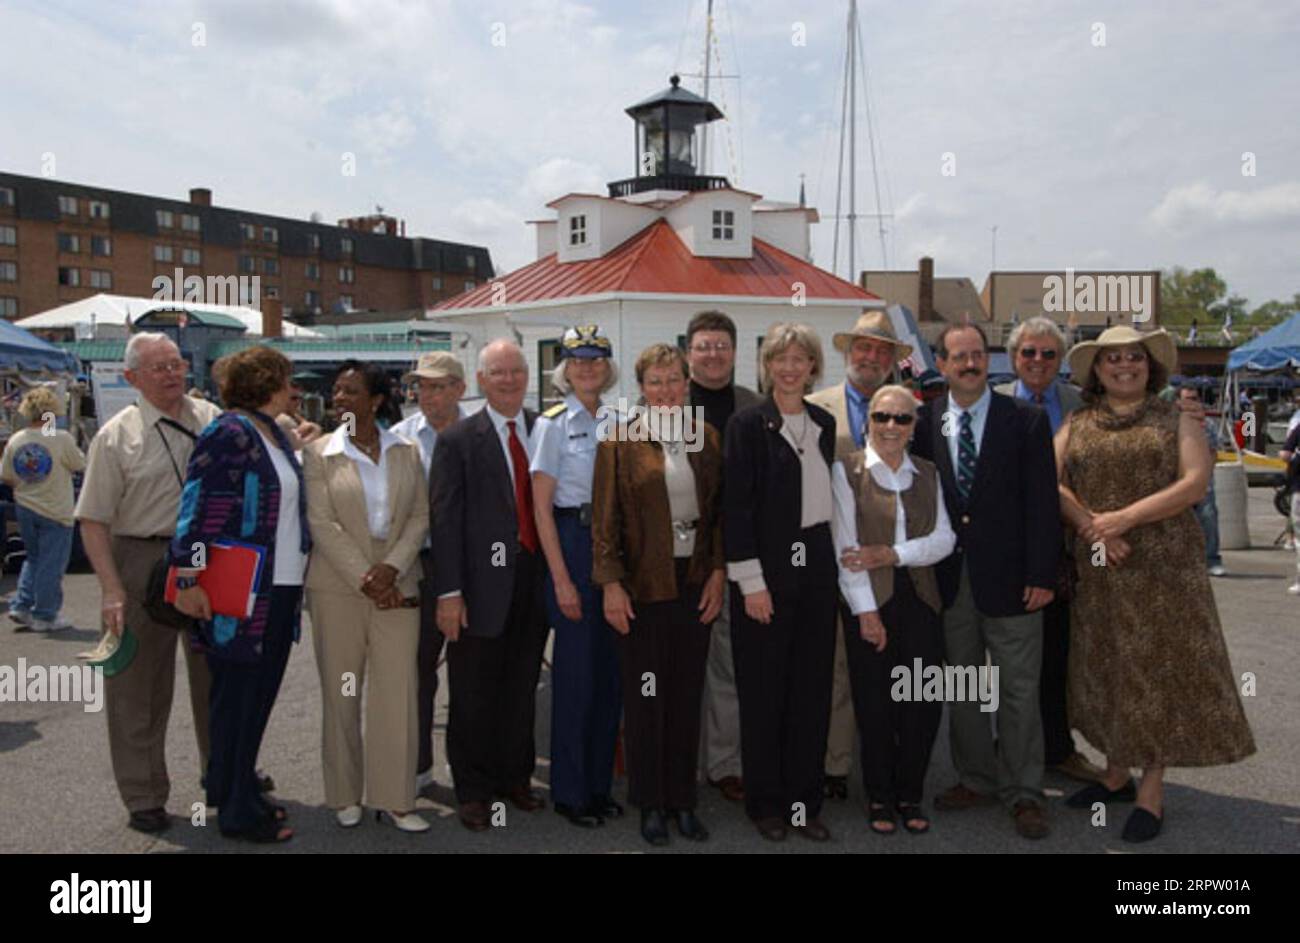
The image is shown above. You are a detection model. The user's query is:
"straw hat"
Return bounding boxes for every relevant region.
[1066,326,1177,380]
[832,309,913,360]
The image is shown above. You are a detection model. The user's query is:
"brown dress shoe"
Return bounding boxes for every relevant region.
[1049,751,1106,785]
[934,783,996,811]
[501,786,546,812]
[795,818,831,842]
[1012,800,1050,840]
[459,801,490,831]
[754,816,787,841]
[708,775,745,802]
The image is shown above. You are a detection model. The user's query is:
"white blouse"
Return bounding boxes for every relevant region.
[830,444,956,614]
[258,429,307,586]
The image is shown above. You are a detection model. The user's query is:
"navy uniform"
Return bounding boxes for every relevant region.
[530,326,622,825]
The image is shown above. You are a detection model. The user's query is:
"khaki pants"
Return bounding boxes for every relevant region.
[106,536,211,813]
[309,590,419,812]
[823,609,858,777]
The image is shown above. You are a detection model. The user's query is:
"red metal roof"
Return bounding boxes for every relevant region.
[432,219,878,311]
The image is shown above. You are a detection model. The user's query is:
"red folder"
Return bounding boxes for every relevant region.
[164,541,266,619]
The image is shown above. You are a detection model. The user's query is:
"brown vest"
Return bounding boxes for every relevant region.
[842,452,943,614]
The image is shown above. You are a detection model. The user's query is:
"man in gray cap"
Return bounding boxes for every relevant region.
[392,351,467,795]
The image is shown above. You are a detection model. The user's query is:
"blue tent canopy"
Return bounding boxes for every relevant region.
[1226,312,1300,371]
[0,318,79,373]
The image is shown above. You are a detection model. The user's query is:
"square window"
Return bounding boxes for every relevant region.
[57,233,80,253]
[0,262,16,281]
[0,297,16,317]
[340,294,354,309]
[340,237,354,255]
[569,215,587,246]
[0,188,15,208]
[58,195,78,215]
[263,226,278,243]
[304,290,320,307]
[181,213,201,232]
[711,208,734,240]
[89,200,111,219]
[182,248,201,265]
[89,270,112,289]
[92,236,111,256]
[156,209,174,228]
[239,255,256,274]
[154,244,174,263]
[265,286,280,300]
[466,253,476,270]
[58,266,80,286]
[241,223,258,241]
[0,225,15,246]
[339,266,354,284]
[431,275,442,291]
[308,233,321,251]
[263,258,279,276]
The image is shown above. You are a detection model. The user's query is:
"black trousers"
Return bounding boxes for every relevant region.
[446,551,548,804]
[416,549,446,776]
[616,559,712,811]
[206,585,299,832]
[731,524,838,823]
[1039,596,1075,766]
[844,569,942,805]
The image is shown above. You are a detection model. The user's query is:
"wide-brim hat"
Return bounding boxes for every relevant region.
[832,309,913,361]
[404,351,465,383]
[77,626,138,678]
[1066,326,1177,380]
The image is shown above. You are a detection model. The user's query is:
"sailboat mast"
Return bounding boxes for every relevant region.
[701,0,714,175]
[847,0,858,282]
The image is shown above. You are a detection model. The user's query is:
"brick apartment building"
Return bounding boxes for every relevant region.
[0,171,494,323]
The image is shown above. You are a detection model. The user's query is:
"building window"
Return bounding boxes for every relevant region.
[262,225,278,244]
[0,297,16,318]
[340,294,354,310]
[91,235,111,256]
[712,209,734,240]
[464,280,476,292]
[340,237,354,255]
[305,262,320,279]
[57,233,80,253]
[308,233,321,251]
[181,213,201,232]
[431,275,442,291]
[241,223,257,241]
[89,270,112,289]
[263,258,279,276]
[304,290,320,308]
[156,209,174,228]
[569,215,587,246]
[182,248,201,265]
[154,244,174,263]
[466,253,476,270]
[265,286,280,300]
[239,255,256,274]
[0,225,15,246]
[89,200,111,219]
[58,195,78,215]
[339,266,355,284]
[58,266,80,286]
[0,262,16,282]
[0,187,14,208]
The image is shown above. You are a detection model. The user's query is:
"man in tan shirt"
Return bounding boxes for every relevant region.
[75,332,221,834]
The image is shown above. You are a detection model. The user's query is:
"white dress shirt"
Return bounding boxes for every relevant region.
[391,404,467,476]
[830,444,957,614]
[942,387,992,483]
[322,424,407,541]
[484,403,538,482]
[258,429,308,585]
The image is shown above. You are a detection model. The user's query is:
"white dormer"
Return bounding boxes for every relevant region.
[665,188,757,259]
[752,203,819,261]
[547,194,658,263]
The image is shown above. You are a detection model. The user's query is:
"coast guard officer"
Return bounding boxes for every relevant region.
[531,325,623,827]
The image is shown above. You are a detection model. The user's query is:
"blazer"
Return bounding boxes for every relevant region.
[591,418,724,603]
[429,407,543,638]
[302,432,428,600]
[993,379,1084,418]
[723,397,836,597]
[911,390,1061,617]
[805,381,859,462]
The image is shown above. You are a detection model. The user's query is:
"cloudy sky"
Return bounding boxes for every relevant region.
[3,0,1297,306]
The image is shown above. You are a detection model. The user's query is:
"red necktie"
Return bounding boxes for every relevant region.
[507,420,538,553]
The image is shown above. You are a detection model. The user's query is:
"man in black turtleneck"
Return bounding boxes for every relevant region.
[686,310,761,803]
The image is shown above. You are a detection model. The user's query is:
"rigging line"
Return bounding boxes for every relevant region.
[724,0,744,182]
[673,0,695,75]
[832,1,852,280]
[855,10,888,271]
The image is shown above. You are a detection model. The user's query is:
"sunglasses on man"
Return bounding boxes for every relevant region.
[1018,346,1058,361]
[870,411,915,426]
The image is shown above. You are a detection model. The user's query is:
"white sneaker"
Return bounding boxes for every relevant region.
[1287,582,1300,596]
[8,609,33,627]
[377,810,431,833]
[415,769,435,794]
[31,616,75,632]
[1209,565,1227,577]
[335,804,364,828]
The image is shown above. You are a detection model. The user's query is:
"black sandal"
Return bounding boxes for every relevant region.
[260,801,288,823]
[867,802,896,835]
[896,802,930,834]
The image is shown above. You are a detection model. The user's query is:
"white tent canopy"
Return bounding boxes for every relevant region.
[16,293,323,338]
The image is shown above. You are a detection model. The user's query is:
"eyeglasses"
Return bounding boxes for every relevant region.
[1018,346,1058,361]
[870,411,915,426]
[485,366,527,380]
[142,360,187,376]
[690,342,733,355]
[1101,350,1148,365]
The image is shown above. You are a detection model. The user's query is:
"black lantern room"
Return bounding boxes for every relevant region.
[608,75,727,198]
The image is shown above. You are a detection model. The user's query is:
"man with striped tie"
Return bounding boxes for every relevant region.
[912,322,1061,841]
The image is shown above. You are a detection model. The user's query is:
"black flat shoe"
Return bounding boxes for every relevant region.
[128,808,170,834]
[555,802,603,828]
[1121,807,1163,843]
[823,775,848,800]
[257,770,275,793]
[640,808,670,846]
[670,809,709,842]
[593,794,625,819]
[1066,779,1137,809]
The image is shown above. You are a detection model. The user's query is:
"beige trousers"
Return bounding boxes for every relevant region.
[309,589,419,812]
[823,614,858,777]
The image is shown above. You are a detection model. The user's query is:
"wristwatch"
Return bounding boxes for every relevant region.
[175,575,201,591]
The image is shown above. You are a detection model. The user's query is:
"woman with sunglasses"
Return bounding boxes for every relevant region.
[724,322,838,842]
[833,384,956,836]
[1056,327,1254,843]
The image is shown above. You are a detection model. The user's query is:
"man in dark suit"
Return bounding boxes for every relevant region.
[430,338,548,831]
[912,322,1060,840]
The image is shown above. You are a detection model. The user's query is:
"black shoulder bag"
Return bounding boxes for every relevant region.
[144,416,201,631]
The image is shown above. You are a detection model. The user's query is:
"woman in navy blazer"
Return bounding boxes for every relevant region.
[723,322,838,843]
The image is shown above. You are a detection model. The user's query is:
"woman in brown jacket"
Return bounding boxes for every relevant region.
[592,343,726,847]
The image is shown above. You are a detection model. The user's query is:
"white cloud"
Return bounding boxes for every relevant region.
[1149,181,1300,230]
